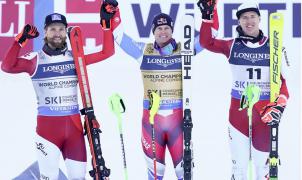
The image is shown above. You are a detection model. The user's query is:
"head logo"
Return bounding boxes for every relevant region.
[181,16,194,80]
[184,25,192,50]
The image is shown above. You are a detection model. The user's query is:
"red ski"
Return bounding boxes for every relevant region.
[68,26,110,180]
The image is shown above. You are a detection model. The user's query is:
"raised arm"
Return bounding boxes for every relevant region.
[84,29,115,65]
[85,0,118,65]
[199,22,233,58]
[111,7,145,61]
[197,0,233,58]
[1,24,39,75]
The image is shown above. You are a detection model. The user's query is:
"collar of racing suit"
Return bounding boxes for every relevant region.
[42,43,68,56]
[236,25,264,43]
[153,38,178,56]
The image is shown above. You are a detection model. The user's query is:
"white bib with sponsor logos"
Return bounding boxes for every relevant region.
[31,50,79,116]
[229,38,270,100]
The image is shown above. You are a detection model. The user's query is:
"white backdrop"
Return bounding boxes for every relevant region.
[0,0,300,179]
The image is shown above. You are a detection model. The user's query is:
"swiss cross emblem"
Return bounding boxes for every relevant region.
[157,17,167,25]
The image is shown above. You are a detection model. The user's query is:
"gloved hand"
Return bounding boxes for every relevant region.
[110,7,121,32]
[260,95,287,126]
[100,0,119,29]
[15,24,39,47]
[197,0,216,20]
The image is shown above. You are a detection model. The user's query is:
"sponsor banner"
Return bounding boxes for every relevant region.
[0,0,300,61]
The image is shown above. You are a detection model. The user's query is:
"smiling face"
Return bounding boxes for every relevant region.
[238,11,261,37]
[44,22,67,49]
[154,25,173,47]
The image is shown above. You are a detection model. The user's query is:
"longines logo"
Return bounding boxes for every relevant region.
[43,64,75,74]
[146,57,181,68]
[234,52,269,63]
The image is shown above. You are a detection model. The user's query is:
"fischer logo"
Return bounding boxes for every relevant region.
[272,31,279,84]
[43,63,75,74]
[233,52,270,63]
[36,142,48,156]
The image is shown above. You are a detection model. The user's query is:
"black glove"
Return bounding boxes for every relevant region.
[100,0,118,29]
[15,24,39,47]
[197,0,216,20]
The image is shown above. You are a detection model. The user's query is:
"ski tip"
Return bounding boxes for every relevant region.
[269,12,284,20]
[67,26,81,38]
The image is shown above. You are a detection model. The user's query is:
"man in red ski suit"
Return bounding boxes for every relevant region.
[197,1,289,179]
[107,1,216,178]
[1,2,117,179]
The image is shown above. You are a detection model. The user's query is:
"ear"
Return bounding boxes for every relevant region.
[44,28,47,37]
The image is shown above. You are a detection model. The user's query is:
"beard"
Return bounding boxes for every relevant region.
[44,36,67,49]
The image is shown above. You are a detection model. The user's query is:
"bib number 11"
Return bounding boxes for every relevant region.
[246,68,261,79]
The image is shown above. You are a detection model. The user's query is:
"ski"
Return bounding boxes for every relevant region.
[68,26,110,180]
[268,12,284,180]
[180,14,194,180]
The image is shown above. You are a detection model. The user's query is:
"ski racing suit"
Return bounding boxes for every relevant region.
[110,10,205,180]
[199,21,289,180]
[1,29,114,179]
